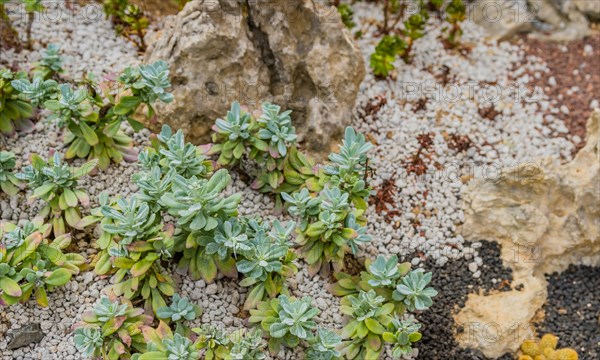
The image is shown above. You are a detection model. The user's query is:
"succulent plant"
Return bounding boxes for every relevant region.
[294,187,371,276]
[519,334,579,360]
[0,68,34,135]
[194,324,231,360]
[156,293,202,323]
[337,3,356,29]
[257,102,297,158]
[370,35,406,77]
[116,60,173,117]
[306,328,342,360]
[366,255,402,288]
[0,220,84,307]
[324,127,373,209]
[228,328,267,360]
[392,269,437,311]
[281,188,320,230]
[161,169,241,233]
[11,77,58,107]
[41,61,172,170]
[382,316,422,358]
[31,44,64,80]
[0,151,20,195]
[445,0,467,48]
[206,218,251,260]
[16,152,96,236]
[103,0,149,51]
[159,169,241,282]
[249,295,319,353]
[74,294,152,359]
[132,166,176,212]
[154,125,211,178]
[134,321,201,360]
[209,102,318,198]
[339,290,394,359]
[236,221,297,310]
[211,101,260,166]
[73,326,103,358]
[100,196,161,246]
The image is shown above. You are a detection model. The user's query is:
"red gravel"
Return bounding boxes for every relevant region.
[515,34,600,155]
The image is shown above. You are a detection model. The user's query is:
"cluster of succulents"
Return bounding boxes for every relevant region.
[73,293,153,359]
[16,152,97,236]
[156,293,202,336]
[0,220,85,306]
[330,255,437,358]
[519,334,579,360]
[287,185,371,276]
[9,48,172,170]
[43,60,172,170]
[210,102,318,201]
[235,218,298,310]
[81,194,177,314]
[249,295,341,355]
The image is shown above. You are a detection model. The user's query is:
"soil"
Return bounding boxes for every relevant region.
[516,33,600,155]
[536,265,600,360]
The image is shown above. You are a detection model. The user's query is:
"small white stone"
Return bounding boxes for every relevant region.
[468,262,478,273]
[560,105,570,115]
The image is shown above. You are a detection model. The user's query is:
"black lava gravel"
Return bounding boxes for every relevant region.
[410,240,514,360]
[536,264,600,360]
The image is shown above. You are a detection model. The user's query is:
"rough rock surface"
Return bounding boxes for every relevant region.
[145,0,365,158]
[455,110,600,358]
[6,323,45,350]
[472,0,592,41]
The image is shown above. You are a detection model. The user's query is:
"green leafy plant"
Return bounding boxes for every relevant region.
[0,151,20,195]
[73,293,153,359]
[228,328,267,360]
[11,77,58,107]
[134,320,201,360]
[338,290,394,359]
[370,35,406,78]
[382,316,422,358]
[159,169,241,282]
[444,0,467,49]
[392,269,438,311]
[0,68,34,135]
[98,196,176,314]
[156,293,202,336]
[306,328,343,360]
[249,295,319,353]
[31,44,65,80]
[210,102,318,201]
[194,324,231,360]
[370,0,430,76]
[236,219,298,310]
[338,3,356,29]
[40,60,173,170]
[323,127,373,210]
[330,255,437,359]
[103,0,149,51]
[290,186,371,276]
[0,220,85,306]
[16,152,97,236]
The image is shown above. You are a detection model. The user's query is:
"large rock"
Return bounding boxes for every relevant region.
[144,0,365,158]
[471,0,591,41]
[455,111,600,358]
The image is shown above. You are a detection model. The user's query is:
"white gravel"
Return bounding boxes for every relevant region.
[0,1,576,359]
